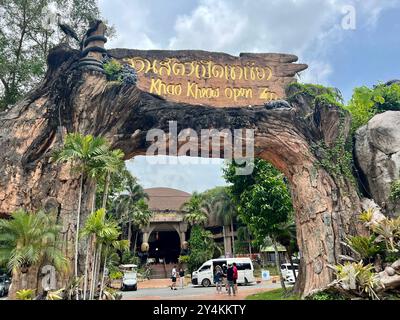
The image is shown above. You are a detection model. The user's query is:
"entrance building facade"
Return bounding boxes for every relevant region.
[140,188,190,264]
[138,187,236,264]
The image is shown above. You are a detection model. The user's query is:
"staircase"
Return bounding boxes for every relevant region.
[150,263,168,279]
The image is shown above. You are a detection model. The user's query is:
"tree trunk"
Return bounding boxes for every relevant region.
[222,225,227,256]
[127,221,132,242]
[74,173,84,300]
[230,219,235,257]
[99,247,108,300]
[287,249,297,280]
[273,240,286,292]
[102,172,110,210]
[0,36,366,297]
[133,231,139,255]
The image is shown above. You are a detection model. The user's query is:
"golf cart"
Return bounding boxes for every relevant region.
[120,264,138,291]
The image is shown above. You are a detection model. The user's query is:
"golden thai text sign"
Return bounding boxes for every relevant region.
[110,49,308,107]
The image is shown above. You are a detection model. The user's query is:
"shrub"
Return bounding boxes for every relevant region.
[103,59,122,82]
[16,289,35,300]
[346,235,381,261]
[346,83,400,132]
[109,270,123,280]
[188,225,215,273]
[390,180,400,202]
[103,57,137,85]
[286,83,344,108]
[307,291,345,300]
[178,255,189,264]
[334,261,379,300]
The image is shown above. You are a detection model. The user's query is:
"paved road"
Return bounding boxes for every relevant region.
[121,282,282,300]
[0,281,283,300]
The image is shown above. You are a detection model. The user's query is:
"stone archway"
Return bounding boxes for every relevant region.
[0,27,366,297]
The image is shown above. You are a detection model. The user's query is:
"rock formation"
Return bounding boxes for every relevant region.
[0,23,367,298]
[355,111,400,216]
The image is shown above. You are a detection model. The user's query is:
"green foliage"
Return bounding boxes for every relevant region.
[307,291,345,300]
[0,0,110,110]
[333,261,379,300]
[345,83,400,132]
[109,270,123,280]
[178,255,190,264]
[16,289,35,300]
[121,252,140,265]
[371,216,400,253]
[359,209,374,223]
[103,59,123,82]
[101,167,144,213]
[0,209,68,273]
[223,159,293,245]
[286,83,344,107]
[390,180,400,202]
[346,236,381,261]
[182,192,209,226]
[52,133,110,175]
[187,225,215,273]
[81,208,129,252]
[246,288,300,300]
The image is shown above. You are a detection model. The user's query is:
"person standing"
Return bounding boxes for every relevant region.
[171,265,177,290]
[179,267,185,289]
[214,265,223,294]
[233,262,238,294]
[222,264,228,292]
[226,263,235,296]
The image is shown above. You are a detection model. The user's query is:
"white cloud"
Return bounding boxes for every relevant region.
[164,0,398,84]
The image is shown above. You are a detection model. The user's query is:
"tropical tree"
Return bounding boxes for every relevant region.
[81,208,128,300]
[187,225,217,274]
[209,188,238,257]
[112,176,150,247]
[52,133,109,284]
[98,149,125,210]
[181,192,208,226]
[0,209,68,293]
[0,0,112,110]
[224,158,294,291]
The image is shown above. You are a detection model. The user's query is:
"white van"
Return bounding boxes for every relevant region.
[191,258,255,287]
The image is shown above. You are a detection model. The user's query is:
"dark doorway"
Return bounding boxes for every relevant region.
[148,231,181,264]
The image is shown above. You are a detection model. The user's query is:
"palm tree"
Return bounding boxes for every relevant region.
[52,133,109,286]
[97,224,129,300]
[98,149,125,210]
[209,189,238,257]
[112,176,150,245]
[181,192,209,226]
[81,208,129,300]
[84,148,124,300]
[0,210,68,294]
[130,199,152,255]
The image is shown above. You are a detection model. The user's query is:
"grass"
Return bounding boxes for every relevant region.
[246,288,300,300]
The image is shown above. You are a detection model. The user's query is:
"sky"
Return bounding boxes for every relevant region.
[98,0,400,193]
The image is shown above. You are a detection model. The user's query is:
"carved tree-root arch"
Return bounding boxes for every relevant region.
[0,45,364,298]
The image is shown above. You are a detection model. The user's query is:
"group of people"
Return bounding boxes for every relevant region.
[169,263,238,296]
[214,263,238,296]
[170,266,185,290]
